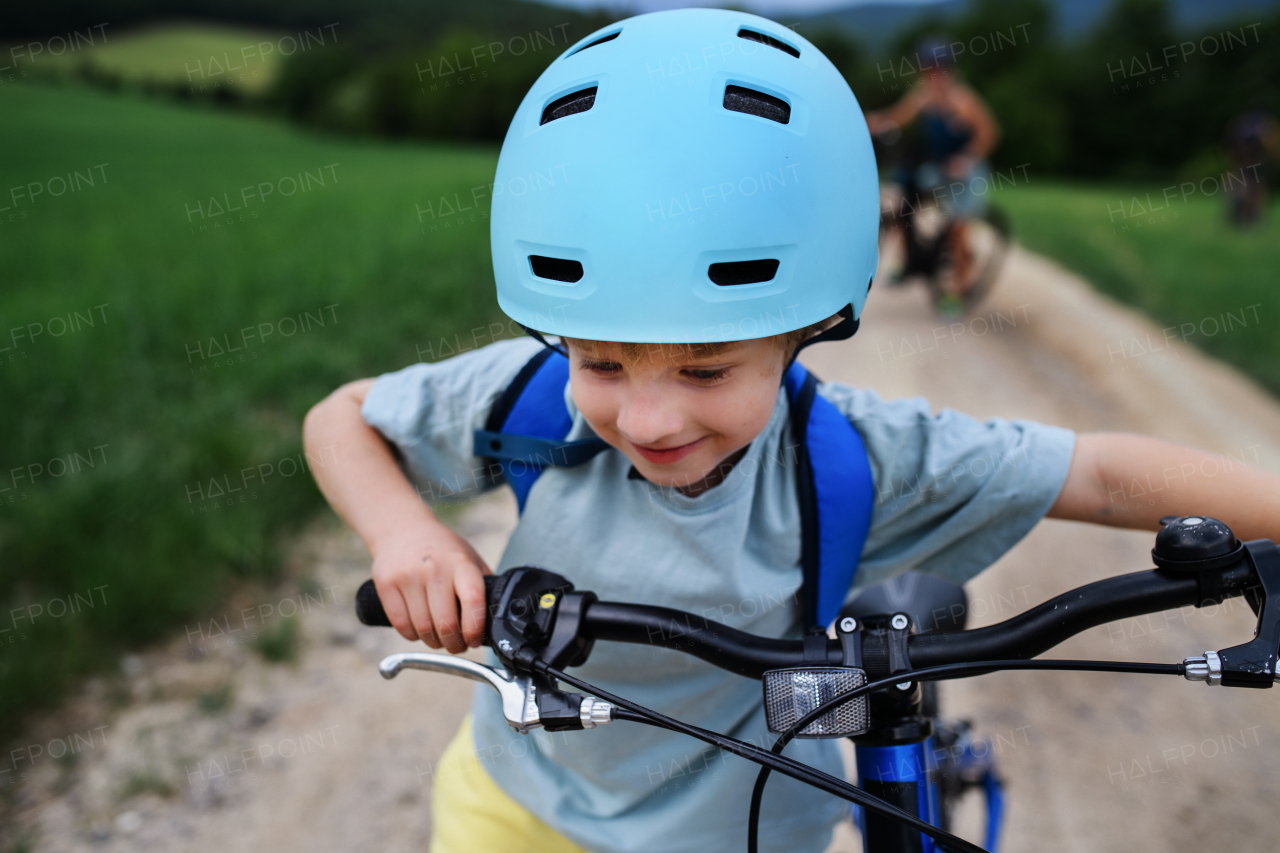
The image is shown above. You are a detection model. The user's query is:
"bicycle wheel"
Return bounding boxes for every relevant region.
[963,206,1011,309]
[927,206,1011,317]
[877,184,922,287]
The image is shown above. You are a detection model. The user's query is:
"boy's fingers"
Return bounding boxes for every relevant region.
[456,566,488,648]
[374,578,416,642]
[427,568,466,654]
[401,583,439,648]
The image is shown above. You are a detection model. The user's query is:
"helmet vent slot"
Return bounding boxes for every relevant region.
[708,259,779,286]
[723,85,790,125]
[541,87,598,125]
[529,256,584,283]
[568,31,620,56]
[737,29,800,58]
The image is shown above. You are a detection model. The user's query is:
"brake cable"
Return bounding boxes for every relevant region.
[746,658,1186,853]
[536,660,989,853]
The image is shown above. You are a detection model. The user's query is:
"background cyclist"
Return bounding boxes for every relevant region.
[865,36,1000,312]
[1222,105,1280,228]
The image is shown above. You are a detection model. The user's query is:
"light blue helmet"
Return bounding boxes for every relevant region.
[490,8,879,344]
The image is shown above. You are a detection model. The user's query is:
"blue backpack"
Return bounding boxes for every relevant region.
[472,348,875,631]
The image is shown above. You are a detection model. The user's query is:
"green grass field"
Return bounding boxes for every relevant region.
[3,78,1279,736]
[25,23,288,93]
[0,81,505,734]
[995,180,1280,394]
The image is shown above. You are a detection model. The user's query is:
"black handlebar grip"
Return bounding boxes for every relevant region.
[354,575,503,630]
[355,579,392,627]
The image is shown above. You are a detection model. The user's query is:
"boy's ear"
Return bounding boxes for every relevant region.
[782,305,858,372]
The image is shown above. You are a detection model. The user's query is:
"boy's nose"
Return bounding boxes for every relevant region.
[614,387,684,446]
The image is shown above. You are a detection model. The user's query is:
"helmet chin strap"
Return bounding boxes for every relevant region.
[519,325,568,355]
[784,303,858,374]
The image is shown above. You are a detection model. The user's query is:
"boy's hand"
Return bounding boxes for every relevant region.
[371,520,491,653]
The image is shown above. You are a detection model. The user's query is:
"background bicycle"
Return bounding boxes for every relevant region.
[872,125,1012,318]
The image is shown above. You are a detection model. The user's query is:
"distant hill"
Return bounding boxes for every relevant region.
[789,0,1280,50]
[35,22,304,95]
[792,0,963,52]
[1170,0,1280,32]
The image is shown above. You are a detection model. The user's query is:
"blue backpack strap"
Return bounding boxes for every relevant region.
[784,361,876,631]
[473,348,610,512]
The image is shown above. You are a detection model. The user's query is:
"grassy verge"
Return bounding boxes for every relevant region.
[0,81,505,733]
[995,180,1280,395]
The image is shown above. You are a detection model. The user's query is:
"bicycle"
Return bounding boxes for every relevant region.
[355,514,1280,853]
[873,127,1011,319]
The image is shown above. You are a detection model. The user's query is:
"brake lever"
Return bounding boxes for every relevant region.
[1156,517,1280,688]
[378,652,615,733]
[1215,539,1280,687]
[379,653,542,733]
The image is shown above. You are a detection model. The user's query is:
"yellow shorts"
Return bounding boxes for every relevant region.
[430,716,590,853]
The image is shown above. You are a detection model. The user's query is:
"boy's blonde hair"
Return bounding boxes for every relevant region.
[561,313,842,367]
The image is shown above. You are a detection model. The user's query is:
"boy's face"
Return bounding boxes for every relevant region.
[567,338,785,491]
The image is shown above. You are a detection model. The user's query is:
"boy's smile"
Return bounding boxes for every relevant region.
[631,435,706,465]
[565,338,786,496]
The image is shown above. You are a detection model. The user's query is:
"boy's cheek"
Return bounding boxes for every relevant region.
[569,384,634,453]
[575,406,619,448]
[568,379,615,430]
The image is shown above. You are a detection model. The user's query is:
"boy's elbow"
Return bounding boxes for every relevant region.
[304,379,374,446]
[302,398,333,451]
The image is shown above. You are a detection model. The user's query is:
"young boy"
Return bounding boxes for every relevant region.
[304,10,1280,853]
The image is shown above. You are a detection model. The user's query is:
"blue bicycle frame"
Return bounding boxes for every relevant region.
[858,742,942,853]
[853,737,1004,853]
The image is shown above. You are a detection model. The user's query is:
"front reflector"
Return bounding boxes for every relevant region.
[763,667,869,738]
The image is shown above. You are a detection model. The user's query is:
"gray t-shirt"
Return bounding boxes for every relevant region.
[362,337,1075,853]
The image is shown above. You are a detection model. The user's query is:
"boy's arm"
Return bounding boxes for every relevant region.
[1048,432,1280,542]
[303,379,489,652]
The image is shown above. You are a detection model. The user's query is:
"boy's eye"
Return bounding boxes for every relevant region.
[683,367,730,384]
[582,360,622,375]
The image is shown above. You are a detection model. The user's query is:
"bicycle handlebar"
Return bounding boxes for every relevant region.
[355,560,1260,679]
[357,516,1280,691]
[906,561,1256,666]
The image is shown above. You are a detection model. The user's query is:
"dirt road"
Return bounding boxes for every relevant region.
[5,247,1279,852]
